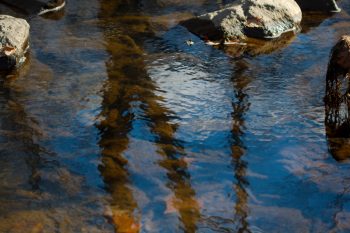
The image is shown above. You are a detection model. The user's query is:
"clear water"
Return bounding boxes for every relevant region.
[0,0,350,232]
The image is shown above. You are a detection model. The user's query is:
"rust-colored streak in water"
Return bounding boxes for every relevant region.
[97,1,201,231]
[97,1,145,232]
[144,91,201,233]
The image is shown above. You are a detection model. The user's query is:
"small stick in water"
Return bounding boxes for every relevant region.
[38,0,66,16]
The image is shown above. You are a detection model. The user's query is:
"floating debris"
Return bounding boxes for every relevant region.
[186,39,194,46]
[38,0,66,16]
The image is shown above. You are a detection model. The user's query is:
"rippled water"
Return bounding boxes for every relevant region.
[0,0,350,232]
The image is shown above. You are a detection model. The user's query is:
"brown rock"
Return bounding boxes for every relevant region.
[329,35,350,72]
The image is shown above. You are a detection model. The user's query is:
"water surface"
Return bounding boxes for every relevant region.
[0,0,350,232]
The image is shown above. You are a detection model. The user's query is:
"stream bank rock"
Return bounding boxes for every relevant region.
[0,15,30,70]
[181,0,302,42]
[295,0,340,12]
[328,35,350,73]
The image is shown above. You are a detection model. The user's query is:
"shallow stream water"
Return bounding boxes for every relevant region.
[0,0,350,232]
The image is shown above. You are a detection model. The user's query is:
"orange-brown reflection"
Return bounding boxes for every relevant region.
[230,59,251,231]
[97,2,149,232]
[97,33,142,233]
[144,97,201,233]
[98,1,200,231]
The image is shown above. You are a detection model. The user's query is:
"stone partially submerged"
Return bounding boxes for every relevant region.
[0,15,30,70]
[324,36,350,161]
[328,35,350,74]
[181,0,302,42]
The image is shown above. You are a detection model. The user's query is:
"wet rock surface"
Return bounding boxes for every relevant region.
[0,15,29,70]
[181,0,302,42]
[328,35,350,73]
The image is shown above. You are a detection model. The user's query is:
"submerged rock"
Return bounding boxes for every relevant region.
[295,0,340,12]
[181,0,302,42]
[0,15,30,70]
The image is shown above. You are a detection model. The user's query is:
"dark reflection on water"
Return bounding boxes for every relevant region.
[0,72,47,193]
[0,0,350,232]
[230,60,250,233]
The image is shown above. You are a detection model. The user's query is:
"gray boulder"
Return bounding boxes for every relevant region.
[0,15,30,70]
[295,0,340,12]
[181,0,302,42]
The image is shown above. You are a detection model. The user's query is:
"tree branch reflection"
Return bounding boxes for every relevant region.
[98,1,200,231]
[230,59,251,232]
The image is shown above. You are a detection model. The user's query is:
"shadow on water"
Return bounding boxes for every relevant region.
[0,0,65,21]
[0,0,43,16]
[97,1,201,231]
[300,12,333,33]
[0,64,56,232]
[0,73,46,192]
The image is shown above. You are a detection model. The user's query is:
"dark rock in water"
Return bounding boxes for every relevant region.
[328,35,350,74]
[181,0,302,42]
[295,0,340,12]
[0,15,30,70]
[324,36,350,161]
